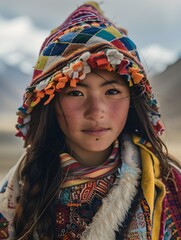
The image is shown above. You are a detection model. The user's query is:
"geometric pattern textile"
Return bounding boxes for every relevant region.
[55,174,116,239]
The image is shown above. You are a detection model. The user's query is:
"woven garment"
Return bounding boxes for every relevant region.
[159,168,181,239]
[55,134,141,239]
[0,135,181,239]
[55,174,117,239]
[124,196,152,239]
[16,2,163,139]
[55,140,120,238]
[60,140,120,188]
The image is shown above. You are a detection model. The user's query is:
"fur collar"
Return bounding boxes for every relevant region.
[81,135,141,240]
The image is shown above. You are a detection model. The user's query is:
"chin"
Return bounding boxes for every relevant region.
[84,140,113,152]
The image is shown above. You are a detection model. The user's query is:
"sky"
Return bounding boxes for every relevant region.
[0,0,181,75]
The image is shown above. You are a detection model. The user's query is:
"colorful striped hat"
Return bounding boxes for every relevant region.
[16,1,163,139]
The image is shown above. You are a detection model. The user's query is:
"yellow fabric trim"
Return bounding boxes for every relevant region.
[35,55,48,70]
[61,179,89,188]
[84,1,104,14]
[106,26,123,38]
[139,147,155,217]
[133,135,166,239]
[61,167,114,188]
[153,179,166,239]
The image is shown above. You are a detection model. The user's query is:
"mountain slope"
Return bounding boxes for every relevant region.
[0,62,30,110]
[0,62,31,130]
[151,58,181,159]
[151,58,181,123]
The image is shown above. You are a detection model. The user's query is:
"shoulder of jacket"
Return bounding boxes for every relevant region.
[0,151,27,191]
[165,161,181,192]
[168,160,181,175]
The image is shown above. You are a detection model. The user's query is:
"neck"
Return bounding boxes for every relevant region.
[73,149,112,167]
[66,142,113,167]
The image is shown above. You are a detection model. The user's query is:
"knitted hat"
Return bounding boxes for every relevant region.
[16,1,164,139]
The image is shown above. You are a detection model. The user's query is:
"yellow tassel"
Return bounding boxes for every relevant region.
[133,135,166,240]
[84,1,104,14]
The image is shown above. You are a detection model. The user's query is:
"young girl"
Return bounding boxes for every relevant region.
[0,2,181,239]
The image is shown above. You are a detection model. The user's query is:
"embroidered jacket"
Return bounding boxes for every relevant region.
[0,135,181,239]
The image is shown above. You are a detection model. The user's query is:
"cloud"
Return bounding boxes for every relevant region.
[0,14,179,76]
[140,44,178,75]
[0,15,48,74]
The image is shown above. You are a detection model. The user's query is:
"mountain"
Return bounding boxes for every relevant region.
[0,61,31,133]
[150,58,181,159]
[151,58,181,126]
[0,62,30,112]
[0,62,28,179]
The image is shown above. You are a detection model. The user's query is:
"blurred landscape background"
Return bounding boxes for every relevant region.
[0,0,181,181]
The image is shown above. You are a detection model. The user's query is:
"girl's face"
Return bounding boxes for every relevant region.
[55,69,130,164]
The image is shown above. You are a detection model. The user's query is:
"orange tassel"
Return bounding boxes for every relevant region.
[70,79,78,87]
[31,97,41,107]
[44,94,55,105]
[72,61,83,71]
[129,67,143,84]
[36,91,45,98]
[133,72,144,84]
[56,82,66,89]
[44,85,55,95]
[53,72,63,81]
[45,81,54,90]
[59,76,69,83]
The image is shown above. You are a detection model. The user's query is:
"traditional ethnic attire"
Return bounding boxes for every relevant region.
[1,1,181,239]
[0,134,181,239]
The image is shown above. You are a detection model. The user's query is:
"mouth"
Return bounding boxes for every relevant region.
[82,127,111,136]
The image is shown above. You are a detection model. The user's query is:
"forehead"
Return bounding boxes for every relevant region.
[80,69,127,86]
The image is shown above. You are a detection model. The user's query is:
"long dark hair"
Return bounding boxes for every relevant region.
[14,82,170,239]
[14,96,65,239]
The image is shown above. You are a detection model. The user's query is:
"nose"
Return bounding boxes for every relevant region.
[84,96,105,121]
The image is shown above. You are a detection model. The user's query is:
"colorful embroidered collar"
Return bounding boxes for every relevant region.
[59,140,120,188]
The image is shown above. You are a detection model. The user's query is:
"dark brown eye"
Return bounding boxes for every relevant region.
[105,89,120,95]
[68,91,83,96]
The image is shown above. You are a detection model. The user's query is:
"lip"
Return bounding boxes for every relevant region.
[82,128,110,136]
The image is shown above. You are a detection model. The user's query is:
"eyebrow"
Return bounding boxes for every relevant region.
[76,80,126,87]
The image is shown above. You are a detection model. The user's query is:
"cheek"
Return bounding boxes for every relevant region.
[109,100,130,124]
[55,100,81,131]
